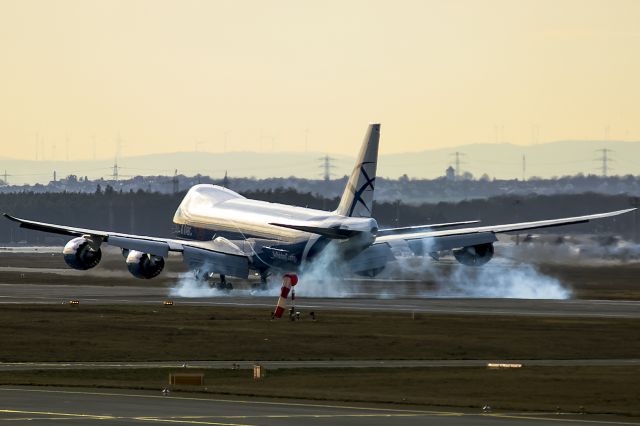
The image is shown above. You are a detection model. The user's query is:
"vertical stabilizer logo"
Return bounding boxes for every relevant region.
[349,161,376,216]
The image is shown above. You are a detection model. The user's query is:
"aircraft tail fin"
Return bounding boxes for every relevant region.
[335,123,380,217]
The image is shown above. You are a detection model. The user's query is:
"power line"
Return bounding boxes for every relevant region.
[595,148,614,177]
[319,155,336,181]
[449,152,466,180]
[173,169,179,194]
[112,160,119,182]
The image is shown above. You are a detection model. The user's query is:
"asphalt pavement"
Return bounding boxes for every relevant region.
[0,283,639,318]
[0,386,637,426]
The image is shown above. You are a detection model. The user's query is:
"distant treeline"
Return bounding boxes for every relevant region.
[4,173,640,205]
[0,188,637,244]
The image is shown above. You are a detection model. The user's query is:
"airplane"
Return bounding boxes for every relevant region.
[3,123,634,290]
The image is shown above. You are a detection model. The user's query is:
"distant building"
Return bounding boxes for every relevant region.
[445,166,455,181]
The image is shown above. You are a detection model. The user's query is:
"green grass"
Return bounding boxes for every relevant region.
[1,366,638,416]
[1,305,638,362]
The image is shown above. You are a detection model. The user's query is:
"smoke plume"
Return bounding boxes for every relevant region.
[167,236,640,300]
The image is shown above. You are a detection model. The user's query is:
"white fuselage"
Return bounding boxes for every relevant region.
[172,185,377,266]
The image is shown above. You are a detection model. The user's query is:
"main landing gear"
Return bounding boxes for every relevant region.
[214,274,233,291]
[193,269,233,290]
[252,270,270,291]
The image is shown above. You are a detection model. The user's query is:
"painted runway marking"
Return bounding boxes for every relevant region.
[0,410,251,425]
[2,387,640,425]
[0,387,458,415]
[133,419,253,425]
[0,409,115,420]
[169,414,433,419]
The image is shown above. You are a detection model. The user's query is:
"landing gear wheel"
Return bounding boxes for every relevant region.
[194,269,210,282]
[253,271,269,291]
[216,274,233,291]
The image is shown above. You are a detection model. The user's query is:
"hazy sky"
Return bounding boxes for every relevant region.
[1,0,639,161]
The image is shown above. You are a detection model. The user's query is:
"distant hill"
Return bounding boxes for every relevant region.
[1,139,638,185]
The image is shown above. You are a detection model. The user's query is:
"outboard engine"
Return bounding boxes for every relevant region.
[126,250,165,279]
[453,243,494,266]
[63,237,102,270]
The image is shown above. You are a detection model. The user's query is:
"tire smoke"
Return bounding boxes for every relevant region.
[166,236,640,301]
[169,272,279,298]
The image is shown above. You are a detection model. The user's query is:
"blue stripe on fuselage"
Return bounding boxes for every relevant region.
[173,224,329,271]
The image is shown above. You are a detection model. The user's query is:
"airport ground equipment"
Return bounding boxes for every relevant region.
[273,273,297,318]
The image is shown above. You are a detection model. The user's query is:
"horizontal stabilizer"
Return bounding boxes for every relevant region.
[269,222,362,239]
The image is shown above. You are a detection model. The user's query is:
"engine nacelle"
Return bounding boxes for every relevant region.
[126,250,165,279]
[453,243,494,266]
[63,237,102,270]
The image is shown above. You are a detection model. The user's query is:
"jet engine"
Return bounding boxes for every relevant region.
[63,237,102,270]
[126,250,165,279]
[452,243,494,266]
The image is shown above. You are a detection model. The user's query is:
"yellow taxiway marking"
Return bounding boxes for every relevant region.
[0,410,252,426]
[0,417,71,421]
[0,387,457,415]
[2,388,638,425]
[172,414,432,419]
[0,409,114,420]
[134,419,253,426]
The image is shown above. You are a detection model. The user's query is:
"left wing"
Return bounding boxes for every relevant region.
[3,213,250,278]
[375,208,635,253]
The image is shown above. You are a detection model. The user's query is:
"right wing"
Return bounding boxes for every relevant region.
[3,213,250,278]
[375,208,635,253]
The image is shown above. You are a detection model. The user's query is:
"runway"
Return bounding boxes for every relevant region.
[0,386,637,426]
[0,283,639,318]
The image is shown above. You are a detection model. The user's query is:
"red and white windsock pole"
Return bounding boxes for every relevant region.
[273,273,298,318]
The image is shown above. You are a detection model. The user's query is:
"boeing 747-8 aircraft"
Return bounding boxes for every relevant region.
[3,124,634,288]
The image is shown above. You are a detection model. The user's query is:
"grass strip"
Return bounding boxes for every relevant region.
[1,305,639,362]
[0,366,638,416]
